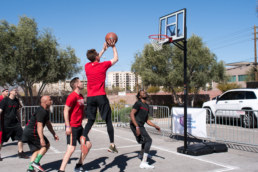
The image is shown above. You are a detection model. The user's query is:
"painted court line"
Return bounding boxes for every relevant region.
[93,128,239,172]
[50,146,61,153]
[47,144,139,155]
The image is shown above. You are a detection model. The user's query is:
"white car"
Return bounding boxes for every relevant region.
[202,88,258,128]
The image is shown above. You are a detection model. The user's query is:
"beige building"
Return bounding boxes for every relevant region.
[34,80,87,95]
[225,62,253,88]
[107,71,142,92]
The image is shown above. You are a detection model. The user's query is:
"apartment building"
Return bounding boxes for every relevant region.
[107,71,142,92]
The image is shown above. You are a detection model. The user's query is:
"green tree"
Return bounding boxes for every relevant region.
[131,34,226,106]
[0,16,81,105]
[216,83,241,92]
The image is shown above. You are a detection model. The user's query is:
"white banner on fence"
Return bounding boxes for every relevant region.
[172,107,207,138]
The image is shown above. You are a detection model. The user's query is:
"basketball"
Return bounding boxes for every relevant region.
[105,32,118,45]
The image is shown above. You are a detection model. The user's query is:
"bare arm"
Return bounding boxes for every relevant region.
[146,118,160,131]
[64,105,72,135]
[110,46,118,65]
[46,120,59,140]
[99,42,108,58]
[37,122,46,147]
[130,108,140,136]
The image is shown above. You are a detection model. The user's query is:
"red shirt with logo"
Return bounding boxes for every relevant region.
[65,91,84,127]
[85,61,112,97]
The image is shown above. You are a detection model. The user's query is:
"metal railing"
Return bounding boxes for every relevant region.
[20,105,258,147]
[207,109,258,146]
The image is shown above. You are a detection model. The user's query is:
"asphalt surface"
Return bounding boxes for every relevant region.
[1,126,258,172]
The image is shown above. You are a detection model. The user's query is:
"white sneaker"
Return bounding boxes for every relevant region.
[139,162,155,169]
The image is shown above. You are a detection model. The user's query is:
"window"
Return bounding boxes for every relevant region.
[228,75,236,82]
[219,91,240,100]
[245,91,256,99]
[238,75,247,82]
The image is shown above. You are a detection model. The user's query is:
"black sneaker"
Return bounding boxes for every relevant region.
[0,156,2,161]
[26,169,36,172]
[31,162,45,172]
[18,151,29,159]
[74,163,84,172]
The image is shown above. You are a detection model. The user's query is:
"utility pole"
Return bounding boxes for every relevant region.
[255,25,258,81]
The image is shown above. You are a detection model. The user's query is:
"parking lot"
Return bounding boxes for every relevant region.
[1,126,258,172]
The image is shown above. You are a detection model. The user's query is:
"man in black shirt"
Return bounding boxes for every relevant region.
[0,88,9,161]
[22,95,59,172]
[0,87,28,160]
[130,90,160,169]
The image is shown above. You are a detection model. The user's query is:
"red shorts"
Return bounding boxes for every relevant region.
[0,131,2,144]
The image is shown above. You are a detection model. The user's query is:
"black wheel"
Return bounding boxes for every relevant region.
[241,111,257,128]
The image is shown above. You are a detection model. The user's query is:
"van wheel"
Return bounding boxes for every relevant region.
[241,111,257,128]
[206,108,214,123]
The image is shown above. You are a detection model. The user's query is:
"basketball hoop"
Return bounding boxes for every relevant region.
[148,34,172,51]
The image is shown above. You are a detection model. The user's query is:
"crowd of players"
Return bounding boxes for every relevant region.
[0,40,160,172]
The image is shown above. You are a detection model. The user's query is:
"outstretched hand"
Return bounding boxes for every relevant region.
[106,39,116,47]
[155,125,161,132]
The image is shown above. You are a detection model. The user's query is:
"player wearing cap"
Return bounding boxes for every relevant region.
[22,96,59,172]
[80,39,118,154]
[130,90,160,169]
[58,77,92,172]
[0,88,9,161]
[0,87,29,161]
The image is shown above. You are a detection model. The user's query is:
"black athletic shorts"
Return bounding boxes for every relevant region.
[67,126,89,146]
[3,124,23,142]
[86,95,111,121]
[22,130,50,152]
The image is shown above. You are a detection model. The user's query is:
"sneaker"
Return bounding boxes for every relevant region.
[80,136,88,154]
[31,162,45,172]
[74,163,84,172]
[58,170,65,172]
[26,169,36,172]
[0,156,2,161]
[18,151,29,159]
[138,153,152,159]
[139,162,154,169]
[108,145,118,153]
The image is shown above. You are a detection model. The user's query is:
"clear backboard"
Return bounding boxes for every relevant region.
[159,8,186,42]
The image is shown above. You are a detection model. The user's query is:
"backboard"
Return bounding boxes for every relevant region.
[159,8,186,42]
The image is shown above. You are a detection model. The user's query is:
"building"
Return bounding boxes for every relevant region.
[107,71,142,92]
[226,62,253,88]
[33,80,87,95]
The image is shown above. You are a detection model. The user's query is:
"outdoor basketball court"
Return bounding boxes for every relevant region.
[1,126,258,172]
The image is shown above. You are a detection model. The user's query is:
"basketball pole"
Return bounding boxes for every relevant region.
[183,9,188,152]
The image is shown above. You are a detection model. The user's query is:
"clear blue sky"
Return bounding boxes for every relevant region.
[0,0,257,78]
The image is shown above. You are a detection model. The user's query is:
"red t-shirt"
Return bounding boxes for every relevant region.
[65,91,84,127]
[0,95,4,102]
[85,61,112,97]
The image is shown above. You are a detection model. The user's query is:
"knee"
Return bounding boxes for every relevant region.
[68,145,76,153]
[46,143,50,150]
[86,141,92,150]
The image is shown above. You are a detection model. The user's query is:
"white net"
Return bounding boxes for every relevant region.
[149,37,169,51]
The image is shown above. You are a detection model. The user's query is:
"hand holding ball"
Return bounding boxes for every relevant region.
[105,32,118,46]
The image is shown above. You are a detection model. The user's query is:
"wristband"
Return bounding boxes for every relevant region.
[66,126,70,128]
[136,127,140,129]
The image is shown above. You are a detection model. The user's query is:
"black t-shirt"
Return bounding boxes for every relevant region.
[131,100,149,127]
[0,97,21,127]
[26,106,50,133]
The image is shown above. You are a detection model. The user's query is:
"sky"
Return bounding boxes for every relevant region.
[0,0,257,79]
